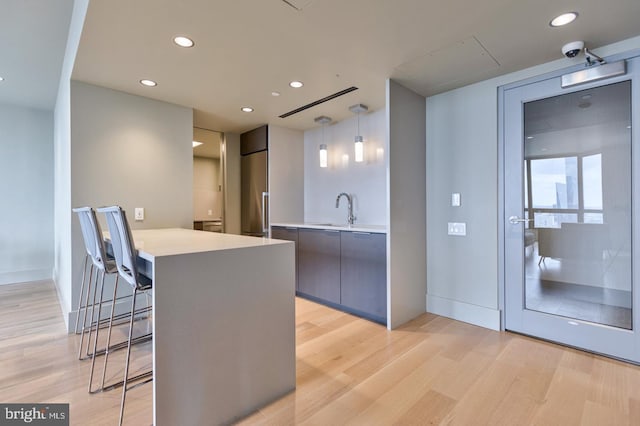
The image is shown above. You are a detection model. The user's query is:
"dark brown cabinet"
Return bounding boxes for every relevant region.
[271,226,299,289]
[240,124,268,155]
[286,226,387,324]
[297,229,341,304]
[340,232,386,322]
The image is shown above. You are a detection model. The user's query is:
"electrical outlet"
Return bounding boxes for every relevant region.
[134,208,144,221]
[208,209,213,216]
[447,222,466,236]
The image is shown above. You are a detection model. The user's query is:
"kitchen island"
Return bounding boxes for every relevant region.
[129,229,295,425]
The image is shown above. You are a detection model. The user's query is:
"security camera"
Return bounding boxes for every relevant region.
[562,41,584,58]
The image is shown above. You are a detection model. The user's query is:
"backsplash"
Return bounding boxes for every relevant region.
[304,108,387,226]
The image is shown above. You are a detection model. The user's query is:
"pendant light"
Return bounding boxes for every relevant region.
[349,104,368,162]
[315,116,332,168]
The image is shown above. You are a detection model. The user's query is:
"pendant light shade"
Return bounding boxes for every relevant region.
[349,104,368,163]
[354,136,364,163]
[315,116,332,169]
[319,144,328,168]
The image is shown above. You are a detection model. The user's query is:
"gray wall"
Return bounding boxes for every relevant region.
[223,132,241,234]
[66,81,193,329]
[193,156,222,220]
[425,35,640,330]
[386,79,427,329]
[426,81,499,320]
[0,104,54,285]
[269,125,304,224]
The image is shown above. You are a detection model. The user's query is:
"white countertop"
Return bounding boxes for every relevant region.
[271,222,387,234]
[110,228,290,261]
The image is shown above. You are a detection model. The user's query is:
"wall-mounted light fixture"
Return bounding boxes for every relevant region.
[314,116,332,168]
[349,103,368,162]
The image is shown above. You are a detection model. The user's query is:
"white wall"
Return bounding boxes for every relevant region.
[304,108,386,225]
[65,81,193,330]
[269,125,304,224]
[53,0,88,322]
[0,104,54,285]
[425,35,640,330]
[386,80,427,329]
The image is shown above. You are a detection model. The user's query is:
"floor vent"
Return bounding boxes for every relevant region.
[279,86,358,118]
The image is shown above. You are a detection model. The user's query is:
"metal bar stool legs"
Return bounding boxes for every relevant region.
[118,288,153,426]
[74,254,90,335]
[77,263,96,360]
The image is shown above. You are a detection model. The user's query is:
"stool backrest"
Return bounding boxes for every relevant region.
[72,206,109,271]
[97,206,140,290]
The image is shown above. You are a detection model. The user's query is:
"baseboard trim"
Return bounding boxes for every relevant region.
[0,269,52,286]
[427,294,501,331]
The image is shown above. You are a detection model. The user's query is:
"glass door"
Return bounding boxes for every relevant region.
[503,56,639,362]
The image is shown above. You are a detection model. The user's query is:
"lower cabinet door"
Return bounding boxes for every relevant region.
[298,229,341,304]
[271,226,299,289]
[340,232,387,321]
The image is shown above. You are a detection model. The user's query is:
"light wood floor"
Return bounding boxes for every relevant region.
[2,281,640,425]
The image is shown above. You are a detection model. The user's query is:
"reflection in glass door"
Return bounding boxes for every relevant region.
[524,82,632,330]
[503,56,639,362]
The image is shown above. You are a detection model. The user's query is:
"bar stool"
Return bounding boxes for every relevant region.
[73,251,91,336]
[97,206,153,426]
[72,207,120,392]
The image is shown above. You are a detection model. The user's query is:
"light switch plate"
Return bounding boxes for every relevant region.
[134,207,144,221]
[451,193,461,207]
[448,222,466,236]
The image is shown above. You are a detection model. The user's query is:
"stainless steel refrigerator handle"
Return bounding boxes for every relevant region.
[262,192,269,234]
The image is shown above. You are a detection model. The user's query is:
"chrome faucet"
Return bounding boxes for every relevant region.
[336,192,356,225]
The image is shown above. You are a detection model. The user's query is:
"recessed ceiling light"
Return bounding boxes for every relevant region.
[550,12,578,27]
[271,91,281,97]
[192,141,203,148]
[289,81,303,88]
[241,107,254,112]
[0,76,4,82]
[140,79,157,87]
[173,36,194,48]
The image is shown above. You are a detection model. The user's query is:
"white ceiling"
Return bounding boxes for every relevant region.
[4,1,640,134]
[0,0,74,109]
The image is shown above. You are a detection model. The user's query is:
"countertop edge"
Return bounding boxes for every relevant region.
[271,223,387,234]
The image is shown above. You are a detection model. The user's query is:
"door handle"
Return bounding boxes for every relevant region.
[262,192,269,235]
[509,216,534,224]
